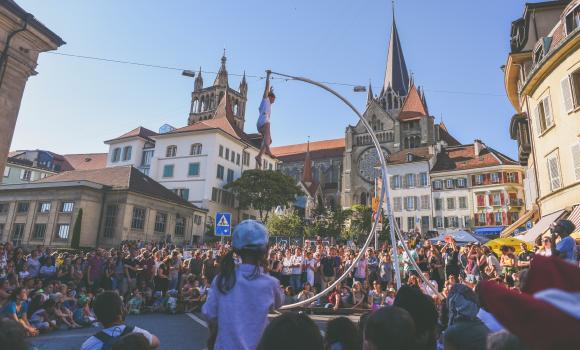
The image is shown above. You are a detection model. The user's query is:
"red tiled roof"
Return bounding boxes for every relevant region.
[62,153,108,171]
[431,143,519,172]
[36,166,197,209]
[438,123,461,146]
[386,146,433,165]
[105,126,158,143]
[271,138,345,163]
[398,84,428,121]
[170,118,241,140]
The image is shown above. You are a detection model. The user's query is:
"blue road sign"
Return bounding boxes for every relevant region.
[215,212,232,236]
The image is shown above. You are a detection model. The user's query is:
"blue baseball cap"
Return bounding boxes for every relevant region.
[232,220,269,250]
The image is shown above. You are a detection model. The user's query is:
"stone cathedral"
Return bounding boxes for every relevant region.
[273,13,460,209]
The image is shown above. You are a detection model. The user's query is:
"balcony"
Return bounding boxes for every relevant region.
[518,143,531,166]
[508,198,524,207]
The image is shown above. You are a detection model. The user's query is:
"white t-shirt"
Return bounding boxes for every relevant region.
[257,98,271,129]
[304,258,316,285]
[80,324,154,350]
[291,255,303,275]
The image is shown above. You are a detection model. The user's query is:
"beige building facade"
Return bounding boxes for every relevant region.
[505,0,580,221]
[0,1,64,180]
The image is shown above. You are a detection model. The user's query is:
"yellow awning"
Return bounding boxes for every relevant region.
[500,205,539,238]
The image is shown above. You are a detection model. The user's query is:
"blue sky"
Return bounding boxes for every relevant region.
[14,0,525,158]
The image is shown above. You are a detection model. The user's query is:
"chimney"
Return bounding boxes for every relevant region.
[474,139,485,156]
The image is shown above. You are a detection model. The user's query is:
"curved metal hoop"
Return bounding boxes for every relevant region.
[271,72,441,310]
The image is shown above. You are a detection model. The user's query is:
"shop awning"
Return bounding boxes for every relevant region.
[565,204,580,233]
[475,226,505,236]
[518,209,567,243]
[429,230,490,246]
[500,205,539,238]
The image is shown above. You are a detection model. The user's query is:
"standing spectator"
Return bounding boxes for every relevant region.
[366,249,379,285]
[499,246,517,276]
[202,220,283,350]
[536,236,552,257]
[124,249,141,293]
[378,253,393,289]
[320,248,339,288]
[354,251,367,284]
[427,247,444,291]
[189,250,203,278]
[87,250,105,292]
[303,251,317,288]
[155,257,170,295]
[202,250,217,283]
[443,241,460,280]
[289,248,304,292]
[551,219,577,264]
[39,256,57,280]
[168,250,181,291]
[517,243,534,269]
[81,291,159,350]
[27,251,41,279]
[281,249,293,287]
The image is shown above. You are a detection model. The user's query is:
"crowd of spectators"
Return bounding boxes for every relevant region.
[0,218,577,349]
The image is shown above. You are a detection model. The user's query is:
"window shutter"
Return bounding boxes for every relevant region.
[414,196,418,211]
[488,194,493,206]
[444,217,449,228]
[534,104,542,135]
[500,192,505,205]
[402,175,408,188]
[514,172,519,183]
[561,76,574,113]
[390,176,395,189]
[415,174,420,187]
[543,97,554,128]
[502,212,507,225]
[572,143,580,181]
[547,155,562,190]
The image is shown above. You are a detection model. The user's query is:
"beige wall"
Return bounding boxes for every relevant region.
[524,39,580,215]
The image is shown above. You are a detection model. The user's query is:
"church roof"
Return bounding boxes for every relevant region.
[438,123,461,146]
[105,127,158,143]
[271,138,345,163]
[61,153,108,171]
[386,146,433,165]
[431,143,519,173]
[382,11,410,96]
[398,84,428,120]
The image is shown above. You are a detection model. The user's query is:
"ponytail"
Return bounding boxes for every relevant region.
[216,250,236,294]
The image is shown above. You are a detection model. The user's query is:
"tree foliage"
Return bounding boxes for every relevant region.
[225,170,303,221]
[266,211,303,237]
[347,205,372,240]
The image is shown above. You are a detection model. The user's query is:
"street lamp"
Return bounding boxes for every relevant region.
[182,70,196,78]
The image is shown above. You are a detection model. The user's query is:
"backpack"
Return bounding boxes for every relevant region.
[94,325,135,350]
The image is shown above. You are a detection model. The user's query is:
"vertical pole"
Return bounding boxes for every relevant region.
[374,177,378,250]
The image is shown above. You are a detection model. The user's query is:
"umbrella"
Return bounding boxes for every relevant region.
[485,237,533,255]
[429,230,489,246]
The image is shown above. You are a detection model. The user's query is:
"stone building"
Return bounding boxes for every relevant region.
[0,1,64,180]
[503,0,580,239]
[0,166,207,247]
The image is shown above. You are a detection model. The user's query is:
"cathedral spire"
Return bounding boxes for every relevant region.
[194,66,203,91]
[303,137,313,184]
[214,50,229,87]
[367,79,374,103]
[382,3,409,97]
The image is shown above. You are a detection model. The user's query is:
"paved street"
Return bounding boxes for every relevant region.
[29,312,359,350]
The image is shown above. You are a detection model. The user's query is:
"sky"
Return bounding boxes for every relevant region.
[13,0,527,158]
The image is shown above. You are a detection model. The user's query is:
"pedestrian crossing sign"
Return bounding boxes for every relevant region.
[215,212,231,236]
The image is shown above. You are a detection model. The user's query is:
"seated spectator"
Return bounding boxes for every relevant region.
[1,287,38,336]
[368,281,385,310]
[73,295,97,327]
[296,282,315,303]
[51,292,81,329]
[351,281,367,309]
[128,290,144,315]
[394,285,438,350]
[29,299,58,332]
[256,312,324,350]
[325,316,361,350]
[81,291,160,350]
[284,286,296,305]
[363,306,416,350]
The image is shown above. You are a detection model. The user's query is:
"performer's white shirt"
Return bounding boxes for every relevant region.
[257,98,271,129]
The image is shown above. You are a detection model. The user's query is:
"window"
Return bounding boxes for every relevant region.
[225,148,230,160]
[506,172,516,183]
[445,179,454,189]
[163,164,174,178]
[190,143,202,155]
[405,174,416,188]
[456,178,467,188]
[492,193,501,206]
[11,223,25,243]
[112,148,121,162]
[547,151,563,191]
[55,224,70,240]
[131,207,146,230]
[476,194,485,207]
[495,212,503,225]
[38,202,51,213]
[219,145,224,157]
[122,146,132,161]
[419,172,428,187]
[475,175,484,185]
[103,205,118,238]
[0,203,8,213]
[391,175,401,189]
[565,5,580,34]
[217,165,224,180]
[572,142,580,181]
[3,167,10,177]
[420,195,430,210]
[227,169,234,183]
[407,217,415,231]
[432,180,442,190]
[32,224,46,241]
[60,202,74,213]
[478,213,486,226]
[141,149,154,167]
[188,163,200,176]
[242,151,250,166]
[154,212,167,233]
[175,215,185,236]
[16,202,29,213]
[173,188,190,201]
[464,216,472,227]
[449,216,459,228]
[393,197,402,212]
[434,216,443,228]
[236,153,240,165]
[491,172,500,183]
[166,145,177,158]
[447,198,455,210]
[405,196,416,211]
[194,214,203,225]
[434,198,443,211]
[230,151,236,163]
[534,96,554,135]
[20,169,31,181]
[459,197,467,209]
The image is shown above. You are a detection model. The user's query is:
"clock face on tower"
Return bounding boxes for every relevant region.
[357,147,389,183]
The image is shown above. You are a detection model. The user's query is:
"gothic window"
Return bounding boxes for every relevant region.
[233,103,238,116]
[192,99,199,113]
[387,92,393,109]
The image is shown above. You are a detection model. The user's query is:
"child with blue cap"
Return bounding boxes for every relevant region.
[202,220,283,350]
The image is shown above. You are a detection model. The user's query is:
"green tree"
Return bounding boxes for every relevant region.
[71,208,83,249]
[225,170,303,221]
[348,205,372,240]
[266,212,303,237]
